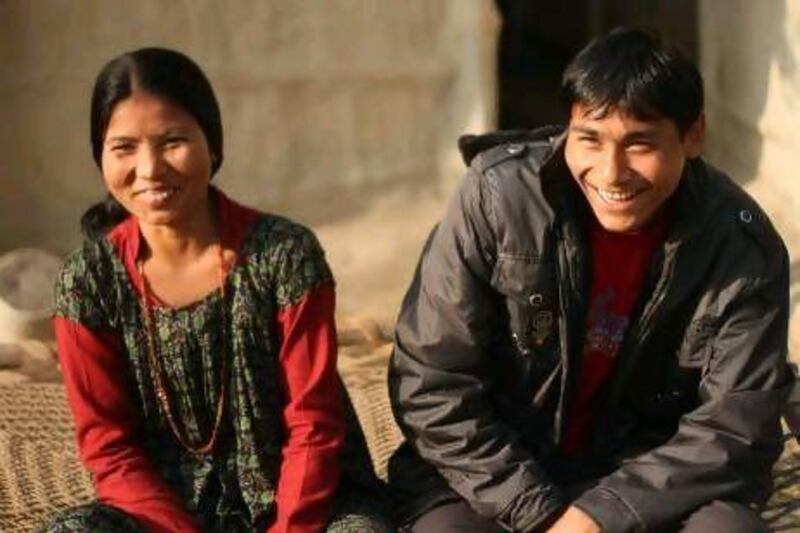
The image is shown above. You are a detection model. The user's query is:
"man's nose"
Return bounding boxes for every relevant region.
[598,147,629,185]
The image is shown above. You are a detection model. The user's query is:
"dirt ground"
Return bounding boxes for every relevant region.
[317,191,447,332]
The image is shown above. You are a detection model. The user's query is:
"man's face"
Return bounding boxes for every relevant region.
[564,104,704,233]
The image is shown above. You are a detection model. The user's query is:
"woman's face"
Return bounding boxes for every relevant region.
[101,91,214,230]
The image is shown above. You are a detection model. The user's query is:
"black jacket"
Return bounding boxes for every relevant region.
[387,127,793,532]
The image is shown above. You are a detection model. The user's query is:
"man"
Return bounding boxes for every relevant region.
[388,28,793,532]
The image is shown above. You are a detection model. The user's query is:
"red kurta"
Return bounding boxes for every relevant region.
[55,191,344,532]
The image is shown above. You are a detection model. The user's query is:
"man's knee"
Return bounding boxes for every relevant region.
[680,500,768,533]
[409,501,504,533]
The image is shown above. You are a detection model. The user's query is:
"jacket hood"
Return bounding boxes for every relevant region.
[458,126,565,167]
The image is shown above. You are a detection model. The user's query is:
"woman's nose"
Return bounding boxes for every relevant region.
[136,146,164,181]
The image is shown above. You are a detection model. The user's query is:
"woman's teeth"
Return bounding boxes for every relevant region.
[143,187,176,201]
[151,189,173,200]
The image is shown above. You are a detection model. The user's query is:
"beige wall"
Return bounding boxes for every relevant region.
[0,1,498,323]
[700,0,800,358]
[0,1,496,253]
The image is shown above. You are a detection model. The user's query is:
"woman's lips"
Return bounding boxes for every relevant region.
[135,186,178,209]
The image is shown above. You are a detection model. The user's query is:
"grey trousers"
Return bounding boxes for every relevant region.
[41,497,395,533]
[410,499,769,533]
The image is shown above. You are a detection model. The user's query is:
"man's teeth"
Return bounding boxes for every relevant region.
[596,188,637,202]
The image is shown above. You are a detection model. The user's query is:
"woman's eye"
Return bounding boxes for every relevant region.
[110,144,135,153]
[163,137,186,148]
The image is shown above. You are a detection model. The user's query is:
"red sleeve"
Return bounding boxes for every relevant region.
[54,317,201,533]
[268,283,346,533]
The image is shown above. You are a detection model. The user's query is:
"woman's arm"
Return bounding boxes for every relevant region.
[55,317,200,533]
[268,282,346,533]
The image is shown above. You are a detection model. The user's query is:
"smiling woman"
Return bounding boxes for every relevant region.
[42,48,391,533]
[101,92,214,229]
[82,48,223,242]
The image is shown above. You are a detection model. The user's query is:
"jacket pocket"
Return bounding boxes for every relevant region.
[492,254,558,352]
[491,255,561,408]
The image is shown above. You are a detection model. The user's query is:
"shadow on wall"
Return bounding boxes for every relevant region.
[493,0,701,130]
[707,0,797,185]
[704,2,800,329]
[792,259,800,316]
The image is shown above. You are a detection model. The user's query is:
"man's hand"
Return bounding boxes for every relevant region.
[545,505,602,533]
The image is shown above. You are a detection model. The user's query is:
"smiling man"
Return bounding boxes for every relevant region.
[387,28,792,533]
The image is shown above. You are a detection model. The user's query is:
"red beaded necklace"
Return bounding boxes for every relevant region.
[137,243,230,456]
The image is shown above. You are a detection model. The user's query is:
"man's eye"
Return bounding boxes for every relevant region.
[577,136,599,145]
[626,141,654,152]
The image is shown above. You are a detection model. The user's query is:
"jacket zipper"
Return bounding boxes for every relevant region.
[553,224,588,446]
[603,242,678,415]
[553,236,569,447]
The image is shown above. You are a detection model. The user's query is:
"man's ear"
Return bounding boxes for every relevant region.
[683,112,706,159]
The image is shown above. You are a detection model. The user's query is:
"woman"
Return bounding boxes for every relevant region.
[43,48,390,533]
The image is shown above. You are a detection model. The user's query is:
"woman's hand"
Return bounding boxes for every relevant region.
[545,505,602,533]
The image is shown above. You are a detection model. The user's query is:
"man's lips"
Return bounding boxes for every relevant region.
[586,182,647,204]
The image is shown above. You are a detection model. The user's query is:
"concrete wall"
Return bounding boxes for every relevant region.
[0,1,497,255]
[700,0,800,358]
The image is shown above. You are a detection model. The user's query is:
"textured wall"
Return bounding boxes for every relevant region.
[700,0,800,358]
[0,1,497,257]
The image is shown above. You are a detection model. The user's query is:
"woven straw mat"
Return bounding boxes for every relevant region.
[0,357,402,533]
[1,375,798,531]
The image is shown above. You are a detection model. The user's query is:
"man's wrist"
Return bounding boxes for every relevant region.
[544,505,602,533]
[532,504,567,531]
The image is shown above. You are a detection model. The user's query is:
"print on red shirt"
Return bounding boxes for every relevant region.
[561,214,668,456]
[584,288,629,357]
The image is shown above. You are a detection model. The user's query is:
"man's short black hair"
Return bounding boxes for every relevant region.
[562,27,703,136]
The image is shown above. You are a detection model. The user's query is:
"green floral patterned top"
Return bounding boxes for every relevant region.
[53,190,376,532]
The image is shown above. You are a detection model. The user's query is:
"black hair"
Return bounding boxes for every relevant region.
[81,47,223,239]
[561,27,703,136]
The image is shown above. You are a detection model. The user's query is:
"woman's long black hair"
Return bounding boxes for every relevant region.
[82,48,223,239]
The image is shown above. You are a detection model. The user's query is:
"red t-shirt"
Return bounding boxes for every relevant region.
[561,215,668,457]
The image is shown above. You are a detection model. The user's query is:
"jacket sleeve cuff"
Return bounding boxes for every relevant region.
[572,486,643,533]
[496,487,566,532]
